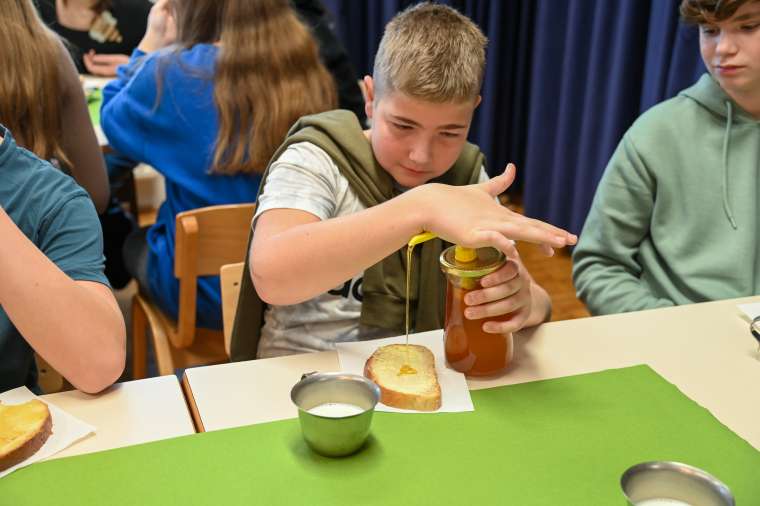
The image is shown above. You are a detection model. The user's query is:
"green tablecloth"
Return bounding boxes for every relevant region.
[87,88,102,128]
[3,365,757,505]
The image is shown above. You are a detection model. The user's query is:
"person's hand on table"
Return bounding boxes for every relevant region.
[138,0,177,53]
[83,52,130,77]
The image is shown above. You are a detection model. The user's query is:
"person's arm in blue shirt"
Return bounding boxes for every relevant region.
[0,135,125,393]
[100,0,176,163]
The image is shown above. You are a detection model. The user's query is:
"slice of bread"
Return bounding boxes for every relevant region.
[0,399,53,472]
[364,344,442,411]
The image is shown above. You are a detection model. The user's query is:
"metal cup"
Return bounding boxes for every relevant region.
[290,372,380,457]
[621,461,735,506]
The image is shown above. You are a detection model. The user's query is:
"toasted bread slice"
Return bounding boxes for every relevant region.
[364,344,442,411]
[0,399,53,472]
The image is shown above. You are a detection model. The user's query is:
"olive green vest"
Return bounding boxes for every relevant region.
[230,110,484,361]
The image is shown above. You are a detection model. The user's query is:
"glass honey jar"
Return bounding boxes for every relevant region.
[439,245,513,376]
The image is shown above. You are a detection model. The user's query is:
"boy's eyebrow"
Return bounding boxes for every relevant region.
[389,113,467,130]
[732,9,760,22]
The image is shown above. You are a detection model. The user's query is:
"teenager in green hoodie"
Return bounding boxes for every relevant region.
[573,0,760,316]
[232,4,577,359]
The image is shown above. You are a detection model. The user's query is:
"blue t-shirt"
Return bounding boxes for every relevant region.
[101,46,261,329]
[0,127,109,393]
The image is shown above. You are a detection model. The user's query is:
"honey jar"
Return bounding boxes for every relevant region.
[439,245,513,376]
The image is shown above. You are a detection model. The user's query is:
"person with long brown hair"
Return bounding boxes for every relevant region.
[0,0,108,213]
[101,0,337,330]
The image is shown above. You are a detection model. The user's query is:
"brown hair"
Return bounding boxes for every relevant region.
[372,2,487,103]
[0,0,69,165]
[169,0,337,175]
[680,0,759,23]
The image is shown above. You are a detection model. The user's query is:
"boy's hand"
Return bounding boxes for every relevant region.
[462,255,536,334]
[417,164,577,257]
[138,0,177,53]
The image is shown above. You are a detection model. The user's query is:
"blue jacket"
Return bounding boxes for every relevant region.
[102,45,261,329]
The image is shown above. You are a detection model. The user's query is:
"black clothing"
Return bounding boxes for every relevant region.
[37,0,152,74]
[292,0,367,123]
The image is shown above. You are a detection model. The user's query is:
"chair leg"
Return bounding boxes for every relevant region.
[132,298,148,379]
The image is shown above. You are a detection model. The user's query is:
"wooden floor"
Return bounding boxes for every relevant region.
[515,242,589,321]
[509,201,590,322]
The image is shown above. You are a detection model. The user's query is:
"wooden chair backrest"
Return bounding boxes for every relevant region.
[220,262,245,357]
[171,204,256,347]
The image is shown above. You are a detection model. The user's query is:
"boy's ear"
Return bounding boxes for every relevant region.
[363,75,375,119]
[474,95,482,108]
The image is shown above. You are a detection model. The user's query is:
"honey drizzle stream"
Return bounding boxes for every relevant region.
[405,244,412,347]
[399,244,417,376]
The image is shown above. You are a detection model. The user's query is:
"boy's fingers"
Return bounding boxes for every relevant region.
[538,243,556,257]
[471,230,520,259]
[483,163,516,197]
[491,218,574,249]
[528,217,576,243]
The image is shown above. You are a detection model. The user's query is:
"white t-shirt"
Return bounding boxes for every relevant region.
[253,141,488,358]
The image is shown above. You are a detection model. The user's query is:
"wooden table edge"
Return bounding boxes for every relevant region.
[181,374,205,433]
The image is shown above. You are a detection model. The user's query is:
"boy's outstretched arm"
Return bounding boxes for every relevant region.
[0,207,126,394]
[252,165,576,306]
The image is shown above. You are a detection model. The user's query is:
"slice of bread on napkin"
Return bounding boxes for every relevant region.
[364,344,442,411]
[0,399,52,472]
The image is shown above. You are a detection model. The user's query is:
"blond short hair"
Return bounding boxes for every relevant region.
[372,2,487,103]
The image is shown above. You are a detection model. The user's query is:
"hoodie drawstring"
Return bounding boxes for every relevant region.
[721,100,738,230]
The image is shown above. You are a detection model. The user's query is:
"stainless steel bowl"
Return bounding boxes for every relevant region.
[621,461,735,506]
[290,372,380,457]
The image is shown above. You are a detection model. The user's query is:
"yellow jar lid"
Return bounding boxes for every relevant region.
[454,245,477,263]
[439,245,505,278]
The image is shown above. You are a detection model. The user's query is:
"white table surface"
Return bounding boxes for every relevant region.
[184,296,760,450]
[41,375,195,459]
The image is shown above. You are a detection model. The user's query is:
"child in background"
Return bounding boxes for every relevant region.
[233,3,576,360]
[37,0,153,77]
[0,0,108,214]
[292,0,367,123]
[101,0,337,330]
[0,126,125,394]
[572,0,760,315]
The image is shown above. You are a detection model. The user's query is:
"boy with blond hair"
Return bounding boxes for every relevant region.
[232,3,576,359]
[573,0,760,316]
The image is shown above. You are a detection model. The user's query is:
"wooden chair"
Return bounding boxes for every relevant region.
[220,262,245,357]
[35,353,69,393]
[131,204,256,378]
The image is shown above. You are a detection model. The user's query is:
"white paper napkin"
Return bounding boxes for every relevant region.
[738,302,760,322]
[335,330,474,413]
[0,387,95,478]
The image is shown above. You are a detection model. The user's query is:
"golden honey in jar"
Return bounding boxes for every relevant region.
[440,245,513,376]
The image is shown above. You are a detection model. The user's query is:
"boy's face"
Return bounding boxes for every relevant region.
[699,1,760,99]
[363,76,480,188]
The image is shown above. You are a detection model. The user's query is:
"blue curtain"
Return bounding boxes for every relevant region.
[320,0,706,233]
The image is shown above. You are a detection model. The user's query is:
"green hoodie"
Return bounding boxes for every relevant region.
[572,73,760,315]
